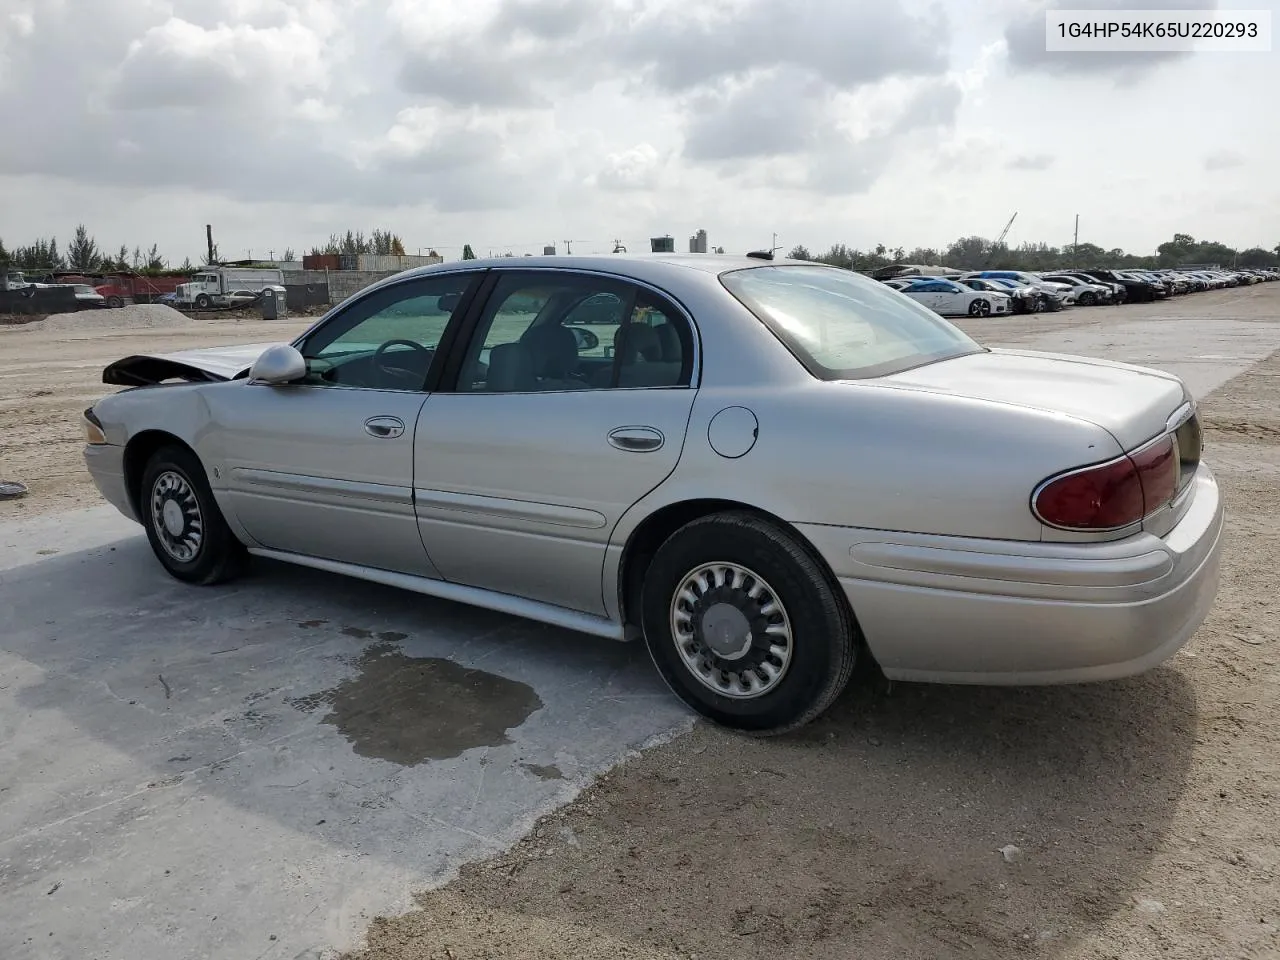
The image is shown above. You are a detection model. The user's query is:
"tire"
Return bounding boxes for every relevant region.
[641,511,858,735]
[140,445,245,585]
[968,298,991,317]
[1079,291,1096,306]
[195,294,211,309]
[1026,296,1041,314]
[106,296,124,309]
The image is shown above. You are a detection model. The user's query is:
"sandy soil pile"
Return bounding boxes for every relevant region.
[25,303,193,334]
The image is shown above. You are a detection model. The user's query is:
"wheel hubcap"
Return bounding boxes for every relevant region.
[150,470,203,563]
[669,562,794,700]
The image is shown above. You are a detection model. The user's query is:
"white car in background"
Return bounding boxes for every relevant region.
[888,276,1012,317]
[962,270,1078,307]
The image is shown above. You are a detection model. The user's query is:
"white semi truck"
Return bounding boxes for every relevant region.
[174,267,285,309]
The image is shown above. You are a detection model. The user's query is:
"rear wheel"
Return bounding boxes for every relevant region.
[140,445,245,585]
[641,512,857,735]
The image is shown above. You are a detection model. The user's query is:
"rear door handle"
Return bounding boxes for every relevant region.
[608,426,664,452]
[364,416,405,439]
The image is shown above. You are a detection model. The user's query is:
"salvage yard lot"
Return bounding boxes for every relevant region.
[2,286,1280,960]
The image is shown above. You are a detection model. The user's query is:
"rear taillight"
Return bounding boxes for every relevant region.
[1033,434,1179,531]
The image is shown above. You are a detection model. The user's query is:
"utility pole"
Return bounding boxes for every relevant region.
[1073,214,1079,267]
[563,240,573,255]
[206,224,215,265]
[770,232,782,256]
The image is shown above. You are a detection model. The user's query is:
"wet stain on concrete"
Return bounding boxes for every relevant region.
[341,626,373,639]
[297,619,328,629]
[520,762,564,781]
[289,643,544,765]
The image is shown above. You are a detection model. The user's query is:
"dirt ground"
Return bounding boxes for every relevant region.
[3,289,1279,960]
[0,313,313,518]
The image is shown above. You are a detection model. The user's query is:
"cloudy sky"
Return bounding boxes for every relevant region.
[1,0,1276,264]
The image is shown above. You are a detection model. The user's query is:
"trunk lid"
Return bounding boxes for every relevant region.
[873,347,1188,451]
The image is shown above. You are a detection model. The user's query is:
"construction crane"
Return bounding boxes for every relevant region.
[982,211,1018,267]
[995,211,1018,247]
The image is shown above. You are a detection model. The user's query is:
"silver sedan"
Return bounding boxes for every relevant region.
[82,255,1224,733]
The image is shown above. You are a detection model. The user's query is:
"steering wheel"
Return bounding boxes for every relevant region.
[373,339,432,386]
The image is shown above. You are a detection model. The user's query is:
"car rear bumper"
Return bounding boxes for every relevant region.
[797,467,1224,685]
[83,443,138,522]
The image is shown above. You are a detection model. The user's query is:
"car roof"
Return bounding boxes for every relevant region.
[389,253,811,285]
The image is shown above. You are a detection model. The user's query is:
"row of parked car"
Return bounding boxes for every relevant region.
[882,266,1279,318]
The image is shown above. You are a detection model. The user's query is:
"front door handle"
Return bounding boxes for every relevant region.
[608,425,664,452]
[364,416,405,439]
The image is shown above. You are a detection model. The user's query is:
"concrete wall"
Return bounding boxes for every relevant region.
[282,269,401,306]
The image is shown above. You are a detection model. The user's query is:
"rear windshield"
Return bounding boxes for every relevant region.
[720,264,983,380]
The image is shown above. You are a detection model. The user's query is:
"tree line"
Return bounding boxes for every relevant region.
[0,224,308,276]
[788,233,1280,273]
[307,229,407,258]
[5,224,1278,277]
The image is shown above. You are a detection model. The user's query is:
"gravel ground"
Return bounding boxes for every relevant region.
[3,287,1279,959]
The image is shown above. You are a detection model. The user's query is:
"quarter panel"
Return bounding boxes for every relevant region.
[612,381,1121,544]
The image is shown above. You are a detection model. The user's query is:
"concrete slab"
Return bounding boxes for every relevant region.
[0,533,691,960]
[1014,314,1280,400]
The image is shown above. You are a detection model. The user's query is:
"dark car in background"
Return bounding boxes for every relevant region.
[1060,272,1127,304]
[1085,269,1165,303]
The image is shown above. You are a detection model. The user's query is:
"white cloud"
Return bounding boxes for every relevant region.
[591,144,667,192]
[0,0,1273,263]
[110,17,331,109]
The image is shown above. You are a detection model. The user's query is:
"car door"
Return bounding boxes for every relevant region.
[413,269,698,616]
[901,281,936,311]
[933,281,967,315]
[206,270,483,576]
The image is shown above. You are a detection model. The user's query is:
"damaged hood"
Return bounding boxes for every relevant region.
[103,342,281,386]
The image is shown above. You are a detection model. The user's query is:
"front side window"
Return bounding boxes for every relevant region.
[298,272,479,391]
[720,264,983,381]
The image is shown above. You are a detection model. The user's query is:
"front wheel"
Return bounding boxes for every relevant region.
[968,298,992,317]
[1079,291,1097,306]
[106,295,124,309]
[642,512,858,735]
[195,294,212,309]
[140,445,245,585]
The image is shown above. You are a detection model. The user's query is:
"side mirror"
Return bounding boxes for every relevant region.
[571,327,599,351]
[247,344,306,385]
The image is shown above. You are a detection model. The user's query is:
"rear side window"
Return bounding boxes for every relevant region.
[721,265,983,380]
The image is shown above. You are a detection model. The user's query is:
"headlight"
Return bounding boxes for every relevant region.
[83,408,107,445]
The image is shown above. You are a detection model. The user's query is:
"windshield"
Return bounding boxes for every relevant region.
[720,265,983,380]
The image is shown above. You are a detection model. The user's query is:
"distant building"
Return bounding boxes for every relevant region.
[650,235,675,253]
[689,229,708,253]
